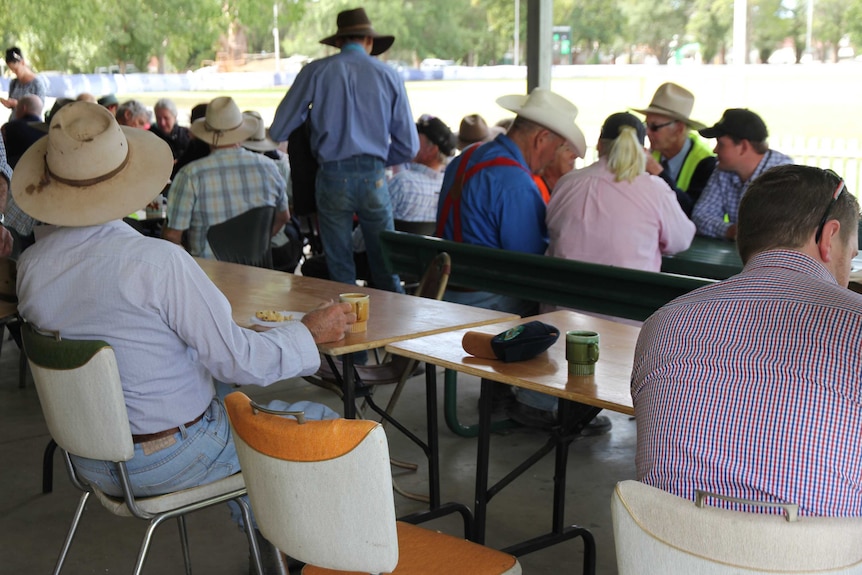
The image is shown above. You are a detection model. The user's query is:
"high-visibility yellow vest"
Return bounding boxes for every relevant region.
[652,133,714,192]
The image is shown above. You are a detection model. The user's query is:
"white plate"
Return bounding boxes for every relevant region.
[249,311,305,327]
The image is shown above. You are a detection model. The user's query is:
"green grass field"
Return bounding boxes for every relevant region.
[126,65,862,190]
[127,66,862,142]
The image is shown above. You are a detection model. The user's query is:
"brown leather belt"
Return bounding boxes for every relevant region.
[132,412,205,444]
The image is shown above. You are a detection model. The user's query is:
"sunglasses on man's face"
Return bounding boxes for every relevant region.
[814,169,846,244]
[645,120,676,132]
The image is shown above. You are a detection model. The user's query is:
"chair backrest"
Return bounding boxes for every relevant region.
[207,206,275,268]
[611,480,862,574]
[394,219,436,236]
[21,322,135,463]
[225,392,399,573]
[414,251,451,301]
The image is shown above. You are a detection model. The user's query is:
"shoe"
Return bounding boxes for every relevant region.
[506,402,557,430]
[580,414,612,436]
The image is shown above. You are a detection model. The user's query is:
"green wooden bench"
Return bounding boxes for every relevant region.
[380,231,716,436]
[661,236,743,280]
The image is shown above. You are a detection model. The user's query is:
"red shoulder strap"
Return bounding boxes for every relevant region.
[436,145,529,242]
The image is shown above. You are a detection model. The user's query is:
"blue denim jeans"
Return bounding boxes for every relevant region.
[316,155,402,293]
[70,396,339,525]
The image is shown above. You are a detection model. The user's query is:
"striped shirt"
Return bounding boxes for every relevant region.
[389,162,444,222]
[166,147,287,258]
[691,149,793,238]
[632,250,862,516]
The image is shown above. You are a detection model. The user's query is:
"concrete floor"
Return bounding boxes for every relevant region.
[0,329,636,574]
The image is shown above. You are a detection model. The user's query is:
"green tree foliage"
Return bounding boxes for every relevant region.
[687,0,732,63]
[6,0,862,74]
[620,0,693,64]
[813,0,850,62]
[556,0,624,63]
[750,0,792,63]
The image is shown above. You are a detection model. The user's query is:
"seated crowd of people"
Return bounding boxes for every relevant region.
[0,6,857,574]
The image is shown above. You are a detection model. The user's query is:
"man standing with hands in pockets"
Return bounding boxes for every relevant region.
[270,7,418,294]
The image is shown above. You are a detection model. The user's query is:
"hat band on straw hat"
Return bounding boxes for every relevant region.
[48,154,130,188]
[204,117,244,134]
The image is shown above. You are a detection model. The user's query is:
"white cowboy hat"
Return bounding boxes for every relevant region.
[190,96,257,146]
[631,82,706,130]
[241,111,279,153]
[496,88,587,158]
[11,101,172,227]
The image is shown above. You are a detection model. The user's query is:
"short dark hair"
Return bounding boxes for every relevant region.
[737,165,859,263]
[5,46,22,64]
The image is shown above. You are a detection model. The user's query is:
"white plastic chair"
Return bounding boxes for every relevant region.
[225,391,521,575]
[612,480,862,574]
[21,322,263,575]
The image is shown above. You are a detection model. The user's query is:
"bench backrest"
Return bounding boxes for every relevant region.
[380,231,716,322]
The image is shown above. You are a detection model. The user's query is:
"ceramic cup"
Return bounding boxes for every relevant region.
[566,330,599,375]
[339,292,370,333]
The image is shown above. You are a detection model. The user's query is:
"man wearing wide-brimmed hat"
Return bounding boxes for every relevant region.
[270,7,418,294]
[632,82,716,216]
[164,96,290,259]
[13,101,354,574]
[434,87,611,433]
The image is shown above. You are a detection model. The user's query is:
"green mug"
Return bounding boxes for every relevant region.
[566,330,600,375]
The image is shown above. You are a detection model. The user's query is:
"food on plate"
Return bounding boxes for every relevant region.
[255,310,293,322]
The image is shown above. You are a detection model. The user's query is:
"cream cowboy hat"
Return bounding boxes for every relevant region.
[496,88,586,158]
[320,7,394,56]
[190,96,257,146]
[241,111,279,153]
[631,82,706,130]
[11,101,172,227]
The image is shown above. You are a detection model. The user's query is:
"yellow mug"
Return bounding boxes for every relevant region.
[339,293,370,333]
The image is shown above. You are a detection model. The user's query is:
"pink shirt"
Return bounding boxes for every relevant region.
[546,157,695,272]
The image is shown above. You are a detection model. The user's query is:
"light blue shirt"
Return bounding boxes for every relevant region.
[16,221,320,435]
[664,136,691,183]
[270,43,418,166]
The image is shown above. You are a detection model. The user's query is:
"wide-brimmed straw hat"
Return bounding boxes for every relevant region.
[319,7,394,56]
[241,111,278,153]
[631,82,706,130]
[190,96,257,147]
[11,101,172,226]
[496,88,586,158]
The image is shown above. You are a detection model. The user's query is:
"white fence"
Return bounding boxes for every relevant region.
[574,136,862,197]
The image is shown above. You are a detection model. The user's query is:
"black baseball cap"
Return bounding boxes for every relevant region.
[699,108,768,142]
[600,112,646,145]
[416,115,457,157]
[462,321,560,363]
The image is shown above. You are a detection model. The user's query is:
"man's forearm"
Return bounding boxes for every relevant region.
[163,227,185,247]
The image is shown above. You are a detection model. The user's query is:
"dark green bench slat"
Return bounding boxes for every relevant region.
[380,231,715,322]
[661,236,743,280]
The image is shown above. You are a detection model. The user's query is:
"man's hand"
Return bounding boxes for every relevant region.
[0,225,13,258]
[301,302,356,343]
[644,153,663,176]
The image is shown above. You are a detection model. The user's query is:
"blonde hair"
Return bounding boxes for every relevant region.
[602,125,646,183]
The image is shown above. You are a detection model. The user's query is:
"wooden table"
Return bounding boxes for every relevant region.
[386,310,638,574]
[196,258,518,508]
[661,236,743,280]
